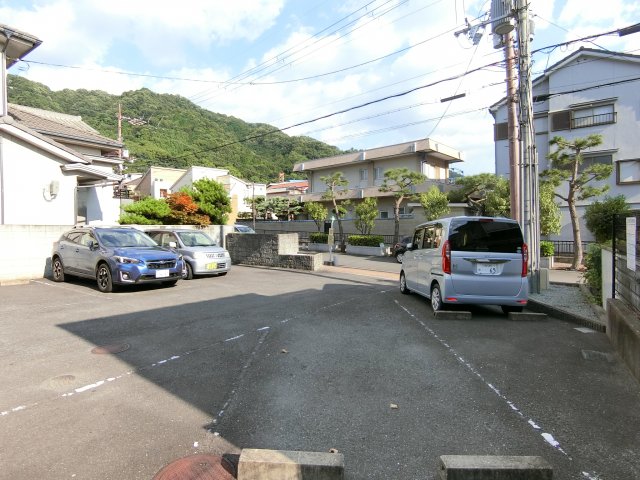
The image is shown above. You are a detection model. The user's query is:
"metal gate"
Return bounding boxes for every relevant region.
[612,212,640,313]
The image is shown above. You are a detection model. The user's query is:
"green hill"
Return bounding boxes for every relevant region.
[7,74,344,183]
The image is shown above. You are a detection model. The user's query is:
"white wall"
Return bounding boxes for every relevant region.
[0,223,234,284]
[0,224,72,283]
[1,135,77,225]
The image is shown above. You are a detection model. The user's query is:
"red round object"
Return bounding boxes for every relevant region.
[152,454,235,480]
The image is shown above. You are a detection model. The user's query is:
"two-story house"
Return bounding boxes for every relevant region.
[0,23,124,226]
[293,138,464,221]
[491,48,640,242]
[133,165,267,224]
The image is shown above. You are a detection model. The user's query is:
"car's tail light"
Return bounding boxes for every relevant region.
[522,243,529,277]
[442,240,451,274]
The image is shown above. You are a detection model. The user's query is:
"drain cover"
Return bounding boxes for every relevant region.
[152,454,235,480]
[91,344,130,354]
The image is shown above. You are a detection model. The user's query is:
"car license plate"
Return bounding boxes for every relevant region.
[155,269,170,278]
[476,264,498,275]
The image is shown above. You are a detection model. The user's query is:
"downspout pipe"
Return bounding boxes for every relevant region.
[0,34,10,224]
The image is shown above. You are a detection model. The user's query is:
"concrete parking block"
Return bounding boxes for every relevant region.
[438,455,552,479]
[507,312,548,321]
[434,311,472,320]
[238,449,344,480]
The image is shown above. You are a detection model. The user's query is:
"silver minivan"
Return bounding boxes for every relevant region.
[399,216,528,313]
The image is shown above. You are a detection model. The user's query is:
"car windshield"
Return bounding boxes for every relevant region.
[176,231,216,247]
[235,225,255,233]
[95,229,158,248]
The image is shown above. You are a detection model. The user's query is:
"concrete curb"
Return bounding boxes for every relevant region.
[526,299,606,332]
[238,449,344,480]
[438,455,552,479]
[435,311,472,320]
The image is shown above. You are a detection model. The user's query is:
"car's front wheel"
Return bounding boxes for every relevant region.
[52,256,65,282]
[431,284,443,312]
[399,271,410,294]
[182,262,193,280]
[96,263,114,293]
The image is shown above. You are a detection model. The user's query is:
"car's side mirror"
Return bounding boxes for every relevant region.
[407,242,414,250]
[88,240,98,250]
[168,241,177,248]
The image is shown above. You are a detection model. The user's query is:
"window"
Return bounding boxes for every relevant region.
[617,159,640,184]
[494,122,508,141]
[399,207,413,219]
[159,189,168,198]
[379,210,389,219]
[550,100,616,132]
[359,169,368,181]
[373,167,383,180]
[580,153,612,173]
[572,104,615,128]
[422,224,443,249]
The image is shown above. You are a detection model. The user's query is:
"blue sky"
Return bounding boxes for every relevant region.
[2,0,639,176]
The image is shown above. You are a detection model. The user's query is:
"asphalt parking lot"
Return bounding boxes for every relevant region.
[1,264,639,479]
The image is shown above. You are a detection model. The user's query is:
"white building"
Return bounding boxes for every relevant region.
[490,48,640,242]
[0,24,124,226]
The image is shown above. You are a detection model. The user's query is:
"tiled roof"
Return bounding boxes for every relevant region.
[8,104,122,148]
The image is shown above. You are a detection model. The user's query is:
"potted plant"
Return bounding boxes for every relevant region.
[540,241,555,269]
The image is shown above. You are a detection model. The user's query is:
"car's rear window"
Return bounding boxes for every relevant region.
[449,219,524,253]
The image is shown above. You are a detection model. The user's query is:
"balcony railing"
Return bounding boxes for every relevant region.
[572,112,616,129]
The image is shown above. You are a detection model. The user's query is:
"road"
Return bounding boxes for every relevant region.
[1,265,639,479]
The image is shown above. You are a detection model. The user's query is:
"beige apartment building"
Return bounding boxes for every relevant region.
[293,138,464,221]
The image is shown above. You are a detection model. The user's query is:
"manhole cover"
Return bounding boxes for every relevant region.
[91,343,130,354]
[152,454,235,480]
[47,374,77,388]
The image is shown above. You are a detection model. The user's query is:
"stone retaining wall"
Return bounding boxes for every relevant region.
[606,298,640,383]
[226,233,322,271]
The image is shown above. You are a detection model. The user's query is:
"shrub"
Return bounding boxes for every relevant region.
[118,213,157,225]
[310,232,329,244]
[583,243,603,301]
[347,234,384,247]
[540,241,554,257]
[584,195,630,243]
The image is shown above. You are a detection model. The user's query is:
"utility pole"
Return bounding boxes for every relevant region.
[514,0,540,293]
[505,31,520,223]
[491,0,539,292]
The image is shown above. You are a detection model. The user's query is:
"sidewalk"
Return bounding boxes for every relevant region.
[318,252,607,331]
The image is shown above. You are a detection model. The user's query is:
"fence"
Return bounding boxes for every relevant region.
[549,240,595,256]
[612,212,640,313]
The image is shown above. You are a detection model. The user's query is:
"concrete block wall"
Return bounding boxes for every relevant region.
[0,225,72,284]
[0,224,233,285]
[226,233,321,271]
[606,298,640,383]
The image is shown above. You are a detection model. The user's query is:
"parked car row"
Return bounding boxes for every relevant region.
[51,226,233,293]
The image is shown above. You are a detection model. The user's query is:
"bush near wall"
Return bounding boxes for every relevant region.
[540,241,554,257]
[347,235,385,247]
[310,232,329,244]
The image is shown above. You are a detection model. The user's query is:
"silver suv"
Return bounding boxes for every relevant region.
[399,216,528,314]
[146,229,231,280]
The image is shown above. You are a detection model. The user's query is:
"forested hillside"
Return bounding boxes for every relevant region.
[7,75,344,183]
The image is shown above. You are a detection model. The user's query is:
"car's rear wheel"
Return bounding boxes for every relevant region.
[182,262,193,280]
[431,284,443,312]
[395,251,404,263]
[501,305,524,314]
[52,256,65,282]
[96,263,113,293]
[399,271,410,294]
